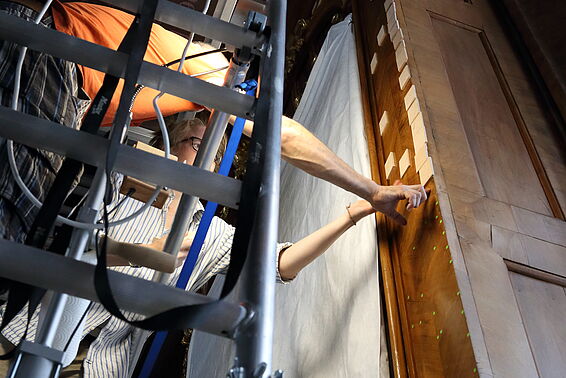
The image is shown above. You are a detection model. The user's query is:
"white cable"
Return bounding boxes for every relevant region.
[6,1,160,230]
[152,35,194,159]
[151,0,213,158]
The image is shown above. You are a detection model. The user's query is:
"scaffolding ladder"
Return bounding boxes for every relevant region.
[0,0,286,376]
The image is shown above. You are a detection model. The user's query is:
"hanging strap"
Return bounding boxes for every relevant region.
[91,78,260,330]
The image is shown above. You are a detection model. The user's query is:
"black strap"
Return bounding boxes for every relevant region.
[92,55,266,333]
[92,102,263,332]
[4,1,262,343]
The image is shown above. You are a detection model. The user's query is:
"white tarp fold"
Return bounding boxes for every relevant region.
[187,15,388,377]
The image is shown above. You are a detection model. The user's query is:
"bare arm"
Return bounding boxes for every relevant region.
[278,200,375,280]
[231,115,428,224]
[106,190,193,267]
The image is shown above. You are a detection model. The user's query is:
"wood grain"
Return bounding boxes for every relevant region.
[351,1,407,375]
[509,271,566,377]
[353,0,477,376]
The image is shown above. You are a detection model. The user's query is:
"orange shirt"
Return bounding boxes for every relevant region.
[52,1,229,126]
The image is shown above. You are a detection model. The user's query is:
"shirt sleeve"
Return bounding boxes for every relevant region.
[186,215,295,290]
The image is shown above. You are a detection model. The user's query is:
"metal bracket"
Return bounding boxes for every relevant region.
[18,341,65,364]
[225,302,255,339]
[226,358,283,378]
[234,11,268,64]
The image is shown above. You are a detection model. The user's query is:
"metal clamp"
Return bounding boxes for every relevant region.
[234,11,268,64]
[226,358,283,378]
[18,341,65,364]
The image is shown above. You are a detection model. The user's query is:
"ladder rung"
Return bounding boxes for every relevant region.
[0,107,242,209]
[0,12,255,119]
[0,238,247,336]
[100,0,265,50]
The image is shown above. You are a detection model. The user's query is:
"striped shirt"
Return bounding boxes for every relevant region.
[1,185,291,377]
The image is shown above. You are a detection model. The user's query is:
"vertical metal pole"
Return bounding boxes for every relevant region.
[10,168,107,378]
[233,0,285,375]
[128,58,249,376]
[153,58,249,283]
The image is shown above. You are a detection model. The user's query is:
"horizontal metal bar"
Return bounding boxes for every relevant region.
[100,0,265,51]
[0,239,246,337]
[0,106,241,209]
[0,12,255,119]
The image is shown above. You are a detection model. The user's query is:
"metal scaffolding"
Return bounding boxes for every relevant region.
[0,0,286,376]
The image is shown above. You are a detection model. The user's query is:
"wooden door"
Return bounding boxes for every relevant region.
[353,0,566,376]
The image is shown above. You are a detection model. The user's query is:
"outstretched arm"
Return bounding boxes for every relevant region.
[232,115,427,224]
[278,200,375,281]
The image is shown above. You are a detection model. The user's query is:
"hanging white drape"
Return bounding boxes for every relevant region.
[187,15,388,377]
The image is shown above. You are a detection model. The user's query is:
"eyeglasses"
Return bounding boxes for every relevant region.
[177,136,202,152]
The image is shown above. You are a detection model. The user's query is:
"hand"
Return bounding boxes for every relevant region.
[175,231,196,267]
[347,200,377,224]
[370,180,428,225]
[148,231,195,267]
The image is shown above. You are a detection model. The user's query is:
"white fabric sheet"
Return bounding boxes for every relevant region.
[187,15,389,377]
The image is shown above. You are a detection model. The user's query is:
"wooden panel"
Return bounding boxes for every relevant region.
[457,240,539,377]
[389,0,566,376]
[396,192,477,378]
[493,226,566,278]
[448,186,518,234]
[430,16,552,216]
[509,272,566,378]
[511,206,566,247]
[352,1,477,377]
[351,1,408,376]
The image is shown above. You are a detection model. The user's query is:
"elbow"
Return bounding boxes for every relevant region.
[278,265,298,282]
[280,120,301,158]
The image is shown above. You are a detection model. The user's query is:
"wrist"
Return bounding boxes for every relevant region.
[345,204,357,226]
[365,181,380,202]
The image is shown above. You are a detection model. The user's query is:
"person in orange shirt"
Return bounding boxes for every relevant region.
[51,0,229,126]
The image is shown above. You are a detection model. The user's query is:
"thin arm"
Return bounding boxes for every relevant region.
[277,200,375,281]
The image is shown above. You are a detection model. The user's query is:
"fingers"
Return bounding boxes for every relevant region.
[403,184,428,209]
[416,185,428,202]
[403,189,419,210]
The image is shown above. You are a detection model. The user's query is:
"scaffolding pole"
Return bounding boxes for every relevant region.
[0,0,286,376]
[231,0,285,375]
